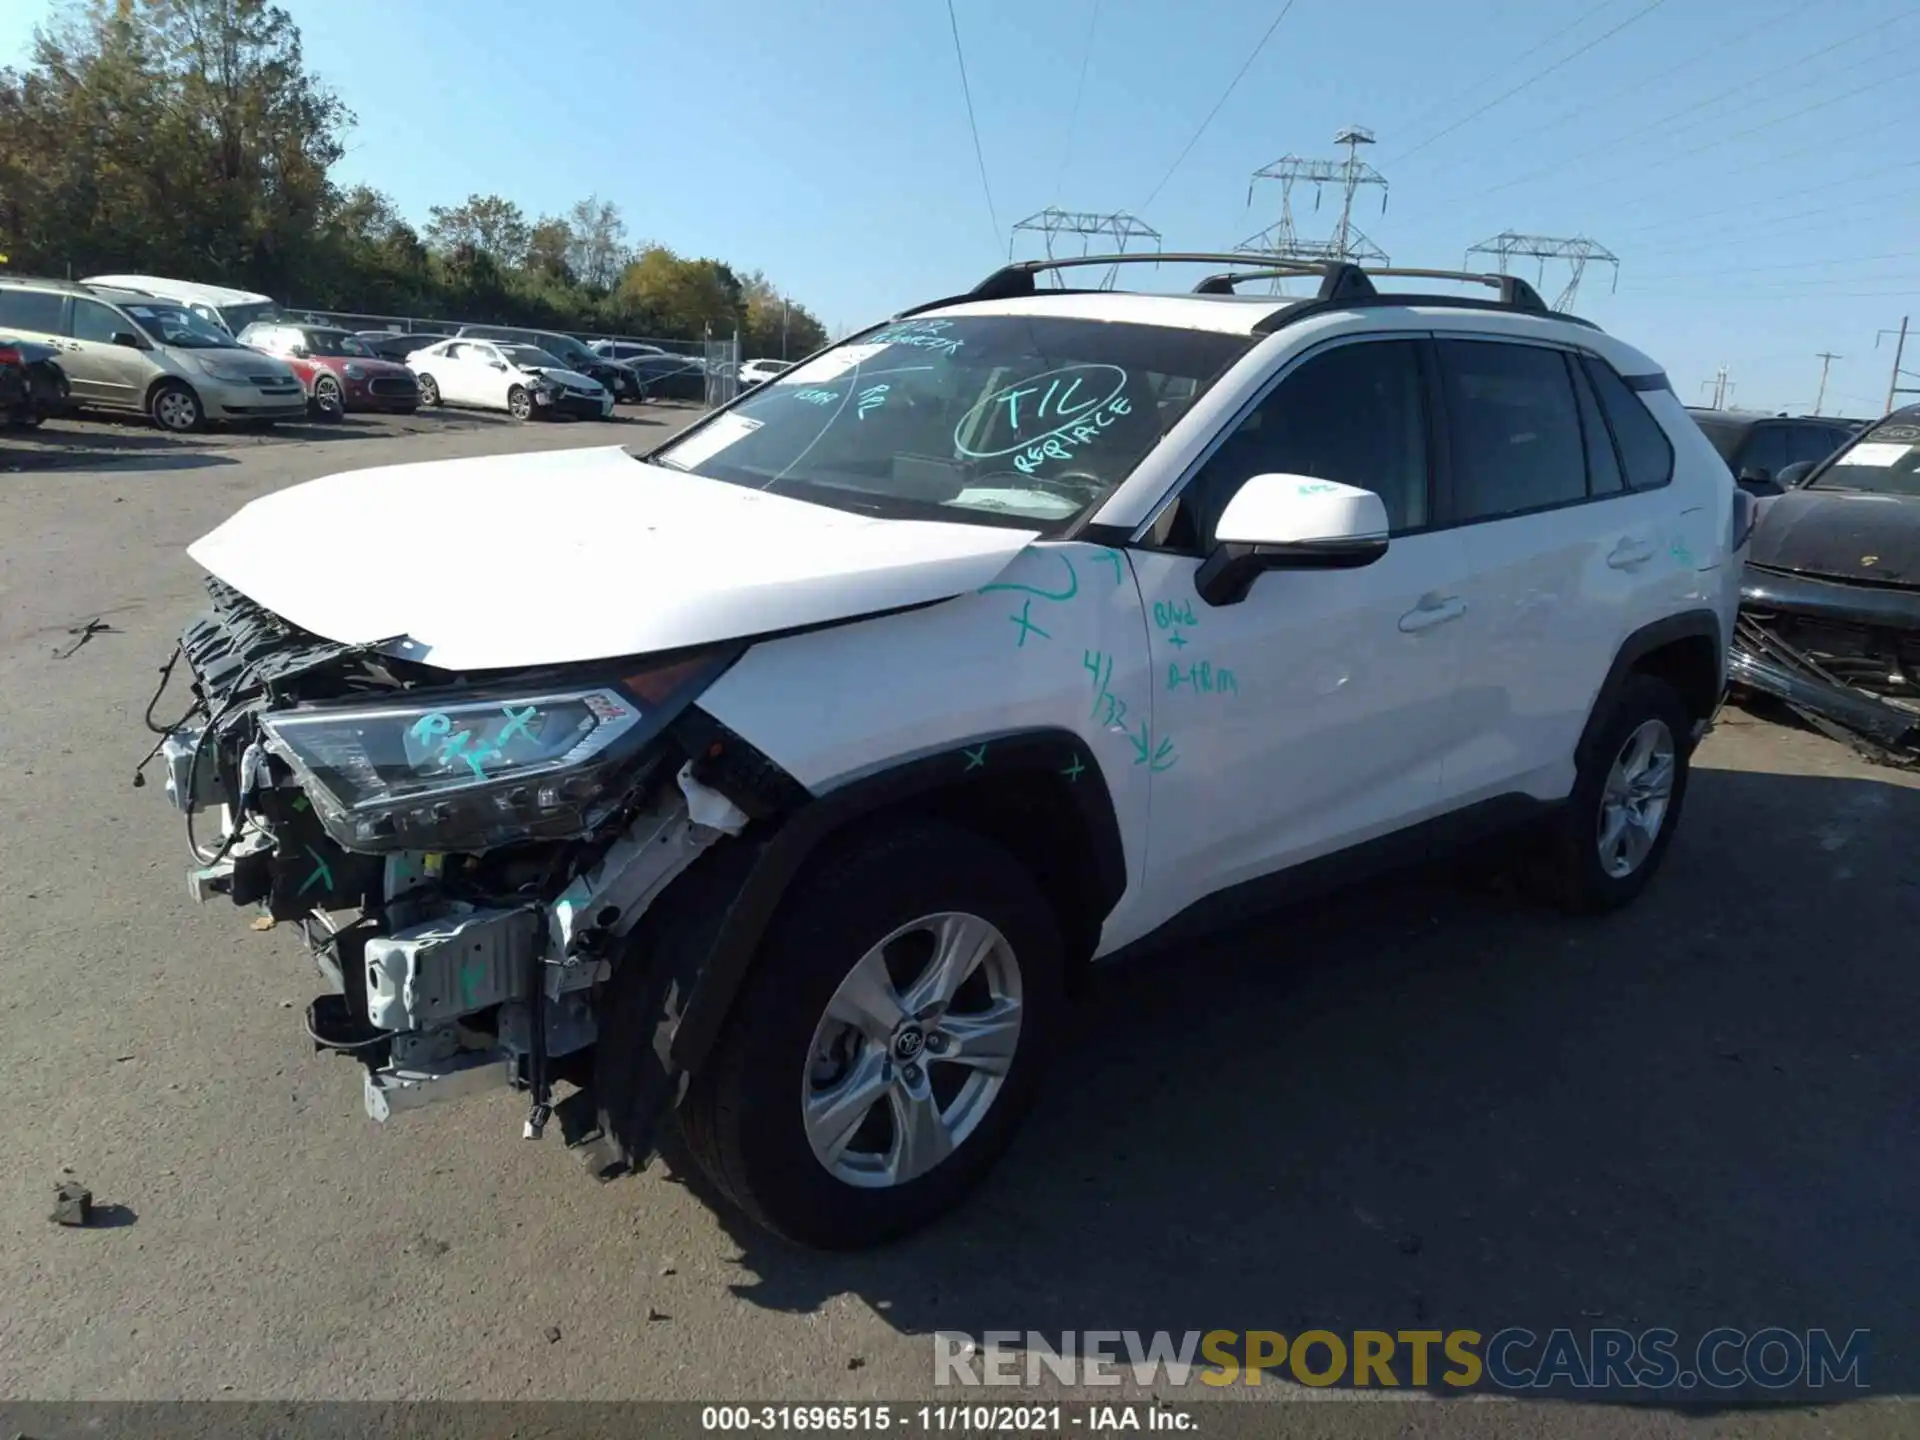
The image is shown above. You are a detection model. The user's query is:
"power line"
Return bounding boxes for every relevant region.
[1053,0,1102,202]
[946,0,1001,246]
[1138,0,1300,212]
[1624,191,1915,261]
[1414,0,1815,187]
[1459,7,1912,205]
[1381,0,1672,168]
[1641,56,1920,176]
[1386,0,1625,147]
[1631,245,1920,284]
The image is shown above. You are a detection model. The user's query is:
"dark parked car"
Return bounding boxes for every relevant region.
[1733,406,1920,766]
[591,339,670,362]
[1687,408,1856,497]
[0,333,70,427]
[355,331,451,362]
[622,352,708,402]
[455,324,642,401]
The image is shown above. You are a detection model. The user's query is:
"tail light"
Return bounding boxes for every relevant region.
[0,347,22,367]
[1730,487,1756,552]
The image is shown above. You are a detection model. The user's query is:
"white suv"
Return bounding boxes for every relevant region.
[146,255,1744,1249]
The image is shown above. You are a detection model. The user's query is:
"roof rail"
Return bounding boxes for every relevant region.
[0,273,92,293]
[893,252,1599,332]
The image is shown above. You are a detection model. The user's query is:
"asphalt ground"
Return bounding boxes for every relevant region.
[0,406,1914,1436]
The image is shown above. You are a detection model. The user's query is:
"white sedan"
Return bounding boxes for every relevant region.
[407,339,613,421]
[737,358,793,388]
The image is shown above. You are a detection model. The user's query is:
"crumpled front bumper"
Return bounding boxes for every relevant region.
[1733,565,1920,766]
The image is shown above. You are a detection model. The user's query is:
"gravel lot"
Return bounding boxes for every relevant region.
[1,408,1914,1433]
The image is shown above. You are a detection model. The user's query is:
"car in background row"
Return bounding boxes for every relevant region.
[454,324,642,402]
[1733,405,1920,767]
[237,322,420,418]
[407,337,612,420]
[0,332,71,427]
[80,274,280,338]
[355,331,452,362]
[1687,408,1857,498]
[590,340,670,362]
[737,357,792,388]
[621,351,709,401]
[0,276,304,431]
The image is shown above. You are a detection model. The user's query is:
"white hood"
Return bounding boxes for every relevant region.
[187,446,1042,670]
[526,365,600,390]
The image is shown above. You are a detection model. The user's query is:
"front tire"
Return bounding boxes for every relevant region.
[149,380,205,433]
[507,384,533,421]
[1524,674,1692,913]
[310,375,343,420]
[415,373,441,407]
[678,822,1064,1249]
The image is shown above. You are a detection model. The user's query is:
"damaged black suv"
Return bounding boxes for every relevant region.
[1734,406,1920,764]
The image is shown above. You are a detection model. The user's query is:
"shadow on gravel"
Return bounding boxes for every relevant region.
[682,764,1920,1404]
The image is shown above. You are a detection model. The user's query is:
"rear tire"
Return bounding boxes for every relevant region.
[1523,674,1692,913]
[677,821,1064,1249]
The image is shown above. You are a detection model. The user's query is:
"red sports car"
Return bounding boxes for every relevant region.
[236,321,421,417]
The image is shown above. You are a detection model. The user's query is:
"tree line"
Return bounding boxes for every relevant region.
[0,0,830,356]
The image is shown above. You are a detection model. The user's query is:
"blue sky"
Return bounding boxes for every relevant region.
[5,0,1917,413]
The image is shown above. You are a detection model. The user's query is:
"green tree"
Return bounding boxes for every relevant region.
[740,269,827,360]
[565,194,628,292]
[616,245,743,337]
[525,215,573,283]
[424,193,530,268]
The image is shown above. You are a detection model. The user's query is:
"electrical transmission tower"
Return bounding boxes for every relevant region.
[1463,232,1620,311]
[1239,126,1390,280]
[1008,208,1162,288]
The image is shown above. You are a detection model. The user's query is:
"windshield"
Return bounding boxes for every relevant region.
[502,345,565,369]
[647,315,1252,529]
[1810,418,1920,498]
[538,335,595,365]
[119,302,240,350]
[221,301,280,334]
[307,329,373,358]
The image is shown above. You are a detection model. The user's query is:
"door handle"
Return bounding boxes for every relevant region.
[1398,595,1467,633]
[1608,539,1656,569]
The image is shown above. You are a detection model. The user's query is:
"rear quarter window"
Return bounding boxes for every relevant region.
[1582,357,1674,490]
[0,288,66,335]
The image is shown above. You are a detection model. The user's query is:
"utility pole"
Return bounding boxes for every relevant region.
[1878,318,1917,414]
[1812,351,1842,416]
[1700,367,1734,410]
[1240,126,1391,281]
[1465,233,1620,312]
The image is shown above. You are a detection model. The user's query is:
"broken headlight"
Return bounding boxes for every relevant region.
[257,662,717,854]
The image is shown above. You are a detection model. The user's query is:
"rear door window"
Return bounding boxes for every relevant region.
[69,297,131,345]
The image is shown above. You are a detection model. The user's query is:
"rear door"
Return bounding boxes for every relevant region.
[0,288,73,389]
[1436,337,1666,804]
[64,295,156,411]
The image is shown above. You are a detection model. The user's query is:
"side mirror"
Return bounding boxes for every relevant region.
[1196,474,1390,607]
[1736,465,1783,498]
[1775,460,1816,489]
[111,331,146,349]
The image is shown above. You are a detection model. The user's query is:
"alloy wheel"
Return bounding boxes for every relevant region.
[1597,718,1676,879]
[154,388,199,432]
[801,912,1023,1189]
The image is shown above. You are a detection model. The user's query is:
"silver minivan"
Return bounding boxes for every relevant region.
[0,278,305,432]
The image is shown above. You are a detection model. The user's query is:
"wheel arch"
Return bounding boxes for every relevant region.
[1577,609,1725,770]
[144,373,200,412]
[668,727,1126,1076]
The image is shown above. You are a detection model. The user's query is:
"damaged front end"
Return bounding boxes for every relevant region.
[1733,564,1920,767]
[140,578,795,1159]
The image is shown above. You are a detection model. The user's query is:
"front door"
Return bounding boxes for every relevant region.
[65,296,156,411]
[1132,336,1476,917]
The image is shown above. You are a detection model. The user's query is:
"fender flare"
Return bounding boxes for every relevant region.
[1575,609,1724,770]
[668,727,1126,1074]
